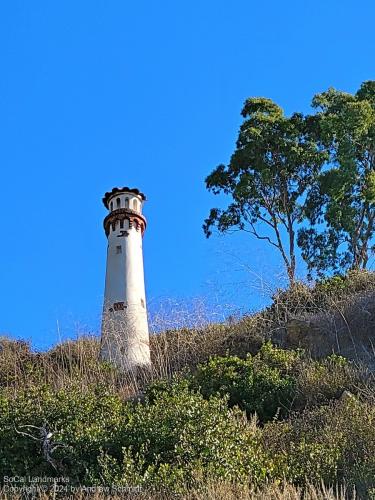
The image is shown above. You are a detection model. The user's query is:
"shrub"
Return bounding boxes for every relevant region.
[0,384,129,482]
[120,385,269,489]
[263,397,375,494]
[268,270,375,325]
[0,338,37,388]
[315,270,375,299]
[270,282,318,321]
[0,382,270,491]
[192,344,298,422]
[255,341,302,373]
[191,344,361,420]
[295,354,360,408]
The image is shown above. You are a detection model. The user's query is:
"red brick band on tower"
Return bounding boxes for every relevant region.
[103,208,147,237]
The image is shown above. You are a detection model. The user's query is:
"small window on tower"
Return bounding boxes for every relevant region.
[110,201,113,211]
[120,219,124,229]
[116,245,122,254]
[125,198,129,208]
[133,199,138,210]
[116,197,121,208]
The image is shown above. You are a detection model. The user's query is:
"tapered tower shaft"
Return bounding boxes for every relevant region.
[100,187,151,371]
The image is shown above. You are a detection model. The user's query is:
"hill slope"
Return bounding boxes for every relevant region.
[1,271,375,499]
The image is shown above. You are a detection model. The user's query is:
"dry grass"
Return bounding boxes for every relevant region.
[0,481,354,500]
[150,313,267,375]
[186,481,353,500]
[1,269,375,395]
[0,300,271,397]
[151,271,375,374]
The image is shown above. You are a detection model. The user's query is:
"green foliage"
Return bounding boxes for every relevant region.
[0,336,372,495]
[263,397,375,494]
[0,381,269,490]
[315,269,375,298]
[298,81,375,277]
[204,81,375,281]
[295,354,356,409]
[203,97,327,284]
[0,384,128,482]
[190,343,359,419]
[192,343,299,422]
[124,385,269,487]
[255,340,302,373]
[264,419,342,485]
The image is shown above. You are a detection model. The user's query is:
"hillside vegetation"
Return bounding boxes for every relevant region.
[1,271,375,499]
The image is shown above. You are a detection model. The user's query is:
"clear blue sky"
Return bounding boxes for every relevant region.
[1,1,374,349]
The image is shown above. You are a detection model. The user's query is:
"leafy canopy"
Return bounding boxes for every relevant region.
[204,97,327,283]
[298,81,375,276]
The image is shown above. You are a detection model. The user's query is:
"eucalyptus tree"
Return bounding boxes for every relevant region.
[204,98,327,285]
[298,81,375,276]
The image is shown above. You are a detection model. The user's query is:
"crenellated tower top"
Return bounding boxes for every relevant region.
[102,186,146,208]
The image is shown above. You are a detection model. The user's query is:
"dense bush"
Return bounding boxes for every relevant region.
[1,355,373,495]
[0,382,270,491]
[315,270,375,299]
[0,341,374,497]
[0,384,128,481]
[191,344,298,422]
[295,354,360,408]
[263,397,375,495]
[148,344,362,423]
[111,385,270,489]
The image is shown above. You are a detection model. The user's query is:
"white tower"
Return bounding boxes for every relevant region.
[100,186,151,372]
